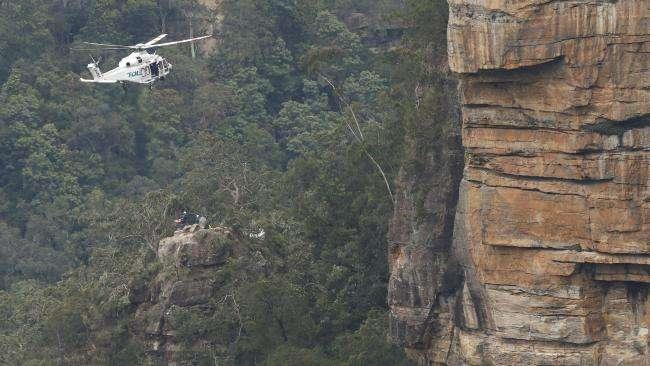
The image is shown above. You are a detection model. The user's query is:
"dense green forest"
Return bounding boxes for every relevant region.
[0,0,449,364]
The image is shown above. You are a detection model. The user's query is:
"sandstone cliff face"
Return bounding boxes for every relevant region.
[390,1,649,364]
[131,225,238,364]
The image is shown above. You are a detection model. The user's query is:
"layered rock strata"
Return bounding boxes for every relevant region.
[390,0,649,364]
[131,225,237,364]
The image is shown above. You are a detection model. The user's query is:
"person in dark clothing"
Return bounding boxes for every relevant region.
[175,211,201,228]
[150,61,159,77]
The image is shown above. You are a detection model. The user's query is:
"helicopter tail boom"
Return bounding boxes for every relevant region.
[81,60,117,83]
[79,78,117,83]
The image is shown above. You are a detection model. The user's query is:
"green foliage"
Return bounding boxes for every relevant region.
[265,345,331,366]
[332,310,412,366]
[0,0,449,364]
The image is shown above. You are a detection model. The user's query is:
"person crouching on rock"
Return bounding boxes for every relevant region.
[174,211,206,229]
[174,210,187,228]
[175,210,195,228]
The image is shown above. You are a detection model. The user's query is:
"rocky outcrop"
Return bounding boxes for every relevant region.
[387,50,466,365]
[130,225,238,364]
[390,0,649,364]
[341,2,408,48]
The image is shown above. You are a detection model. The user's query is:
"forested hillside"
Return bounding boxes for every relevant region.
[0,1,449,364]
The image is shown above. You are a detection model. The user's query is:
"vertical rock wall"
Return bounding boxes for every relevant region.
[388,72,465,363]
[390,0,649,364]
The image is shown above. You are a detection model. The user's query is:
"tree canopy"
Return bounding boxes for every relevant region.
[0,0,450,364]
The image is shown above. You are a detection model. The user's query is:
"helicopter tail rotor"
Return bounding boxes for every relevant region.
[89,55,103,65]
[87,56,103,80]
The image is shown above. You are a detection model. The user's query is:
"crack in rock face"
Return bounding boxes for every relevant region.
[389,0,649,364]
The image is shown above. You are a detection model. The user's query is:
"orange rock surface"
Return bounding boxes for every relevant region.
[390,1,649,364]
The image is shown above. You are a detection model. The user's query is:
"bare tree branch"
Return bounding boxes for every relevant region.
[320,74,395,205]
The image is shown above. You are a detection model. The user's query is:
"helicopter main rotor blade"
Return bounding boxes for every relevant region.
[141,35,212,49]
[77,35,211,51]
[72,47,132,51]
[144,34,168,46]
[82,42,133,49]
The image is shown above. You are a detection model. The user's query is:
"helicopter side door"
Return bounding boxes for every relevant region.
[150,61,160,77]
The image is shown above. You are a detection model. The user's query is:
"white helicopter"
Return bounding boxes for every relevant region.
[75,34,211,86]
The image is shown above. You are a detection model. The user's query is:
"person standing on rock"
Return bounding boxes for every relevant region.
[198,215,207,229]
